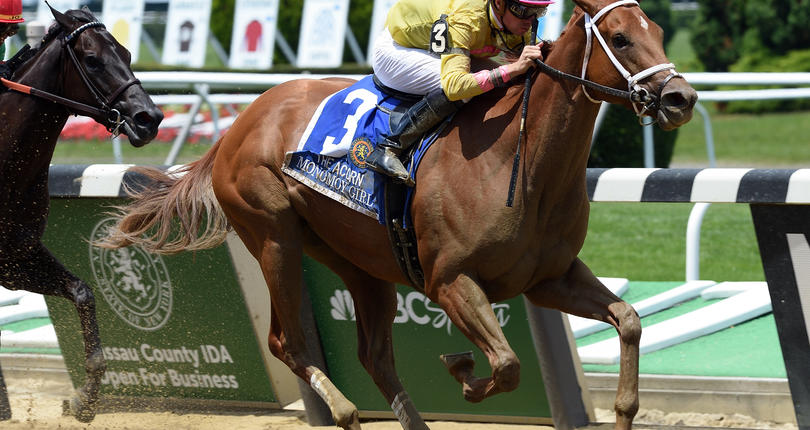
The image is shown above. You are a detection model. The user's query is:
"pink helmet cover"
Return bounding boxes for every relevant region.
[517,0,555,6]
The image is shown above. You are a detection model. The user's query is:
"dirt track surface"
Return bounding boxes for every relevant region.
[2,373,798,430]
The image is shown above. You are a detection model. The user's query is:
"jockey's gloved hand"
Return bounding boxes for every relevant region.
[0,61,11,80]
[0,45,33,81]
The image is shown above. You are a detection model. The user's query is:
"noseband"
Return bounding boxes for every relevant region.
[580,0,681,120]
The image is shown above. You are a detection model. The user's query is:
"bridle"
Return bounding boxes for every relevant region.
[582,0,680,118]
[533,0,682,123]
[63,21,141,134]
[1,20,141,135]
[507,0,682,205]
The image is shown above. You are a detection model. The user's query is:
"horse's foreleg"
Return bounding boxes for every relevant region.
[0,358,10,420]
[525,258,640,430]
[341,270,428,430]
[64,277,106,422]
[10,246,106,423]
[434,274,520,403]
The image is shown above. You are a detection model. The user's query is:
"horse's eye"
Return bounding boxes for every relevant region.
[612,34,630,49]
[85,55,104,71]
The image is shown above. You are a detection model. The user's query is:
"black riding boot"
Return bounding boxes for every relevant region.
[365,88,461,186]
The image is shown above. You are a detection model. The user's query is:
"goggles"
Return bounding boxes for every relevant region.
[506,0,548,19]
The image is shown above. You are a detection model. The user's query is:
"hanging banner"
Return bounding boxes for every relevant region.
[36,0,80,26]
[102,0,145,64]
[162,0,212,68]
[296,0,350,68]
[366,0,397,66]
[228,0,280,70]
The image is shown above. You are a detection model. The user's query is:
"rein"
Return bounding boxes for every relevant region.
[533,58,631,100]
[0,21,139,135]
[506,19,539,207]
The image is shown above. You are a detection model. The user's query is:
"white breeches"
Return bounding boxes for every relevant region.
[371,29,442,96]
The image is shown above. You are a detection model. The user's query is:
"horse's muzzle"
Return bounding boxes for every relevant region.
[656,79,698,131]
[124,106,164,147]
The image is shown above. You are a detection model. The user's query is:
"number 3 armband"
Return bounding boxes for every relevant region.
[430,15,470,57]
[430,15,450,55]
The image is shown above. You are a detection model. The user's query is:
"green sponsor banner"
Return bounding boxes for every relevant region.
[42,198,277,403]
[302,256,552,420]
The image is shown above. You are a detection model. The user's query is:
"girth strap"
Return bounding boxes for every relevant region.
[384,181,425,291]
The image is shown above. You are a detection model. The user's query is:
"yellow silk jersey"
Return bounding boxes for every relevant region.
[386,0,531,101]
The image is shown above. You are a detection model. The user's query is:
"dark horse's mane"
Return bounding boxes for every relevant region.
[42,8,96,45]
[2,8,97,74]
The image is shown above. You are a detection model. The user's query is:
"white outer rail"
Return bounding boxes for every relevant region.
[132,71,810,282]
[132,71,810,89]
[137,71,367,91]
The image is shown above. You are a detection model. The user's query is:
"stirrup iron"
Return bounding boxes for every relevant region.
[365,146,415,187]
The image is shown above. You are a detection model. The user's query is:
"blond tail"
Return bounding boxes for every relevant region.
[95,139,229,255]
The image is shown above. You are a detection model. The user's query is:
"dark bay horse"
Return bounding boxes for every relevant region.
[0,7,162,422]
[100,0,695,428]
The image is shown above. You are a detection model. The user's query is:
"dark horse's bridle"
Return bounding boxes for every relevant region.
[0,20,141,135]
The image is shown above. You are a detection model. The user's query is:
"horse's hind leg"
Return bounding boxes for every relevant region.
[524,258,640,430]
[3,244,105,423]
[321,257,429,430]
[228,216,361,430]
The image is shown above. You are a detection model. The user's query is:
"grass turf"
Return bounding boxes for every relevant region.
[577,282,785,378]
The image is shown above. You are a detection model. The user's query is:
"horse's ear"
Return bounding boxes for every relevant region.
[47,1,74,28]
[80,5,97,19]
[570,0,598,17]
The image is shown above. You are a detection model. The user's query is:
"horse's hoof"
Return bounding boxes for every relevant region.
[462,385,485,403]
[68,391,96,423]
[336,408,360,430]
[440,351,474,368]
[440,351,475,383]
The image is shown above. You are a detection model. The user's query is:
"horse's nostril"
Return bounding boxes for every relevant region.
[134,110,162,127]
[662,89,698,110]
[662,92,684,109]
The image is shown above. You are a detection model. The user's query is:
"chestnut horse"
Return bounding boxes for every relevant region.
[0,7,162,422]
[101,0,695,428]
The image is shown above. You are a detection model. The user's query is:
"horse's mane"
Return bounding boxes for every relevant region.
[2,8,98,85]
[523,6,588,88]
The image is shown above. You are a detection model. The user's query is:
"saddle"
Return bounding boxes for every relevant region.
[282,75,456,290]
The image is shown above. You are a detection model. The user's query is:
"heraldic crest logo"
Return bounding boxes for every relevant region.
[349,136,372,168]
[90,218,173,331]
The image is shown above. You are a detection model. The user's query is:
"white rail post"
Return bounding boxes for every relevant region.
[686,202,712,281]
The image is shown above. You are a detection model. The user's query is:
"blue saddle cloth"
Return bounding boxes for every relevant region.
[281,75,445,225]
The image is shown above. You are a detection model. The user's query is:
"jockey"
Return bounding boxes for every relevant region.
[367,0,552,185]
[0,0,24,79]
